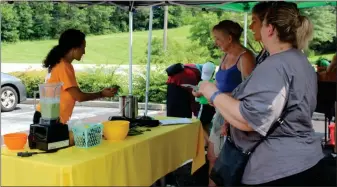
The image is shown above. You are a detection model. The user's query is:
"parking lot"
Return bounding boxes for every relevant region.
[1,104,163,135]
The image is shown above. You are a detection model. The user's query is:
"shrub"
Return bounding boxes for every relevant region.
[9,65,168,103]
[10,70,46,98]
[133,65,168,103]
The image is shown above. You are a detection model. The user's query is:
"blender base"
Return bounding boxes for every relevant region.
[28,119,70,151]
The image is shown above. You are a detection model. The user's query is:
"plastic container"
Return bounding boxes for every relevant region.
[329,123,335,146]
[102,120,130,141]
[71,123,103,148]
[3,133,27,150]
[39,82,62,120]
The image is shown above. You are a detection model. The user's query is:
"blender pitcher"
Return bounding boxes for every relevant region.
[39,83,63,121]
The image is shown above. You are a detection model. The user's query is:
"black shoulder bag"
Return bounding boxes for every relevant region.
[210,101,292,187]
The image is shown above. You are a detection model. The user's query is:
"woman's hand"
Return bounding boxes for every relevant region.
[192,90,203,98]
[198,81,219,100]
[101,88,118,97]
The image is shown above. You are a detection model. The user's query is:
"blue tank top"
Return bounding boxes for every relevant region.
[216,51,246,93]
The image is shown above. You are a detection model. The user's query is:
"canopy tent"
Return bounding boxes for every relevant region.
[1,1,336,115]
[202,1,337,12]
[202,1,337,47]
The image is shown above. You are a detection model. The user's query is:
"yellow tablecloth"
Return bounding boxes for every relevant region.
[1,119,205,186]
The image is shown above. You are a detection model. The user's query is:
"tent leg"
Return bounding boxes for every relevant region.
[145,7,154,116]
[128,11,133,95]
[244,12,248,47]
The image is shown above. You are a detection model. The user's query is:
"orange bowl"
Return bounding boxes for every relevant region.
[3,133,27,150]
[102,120,130,141]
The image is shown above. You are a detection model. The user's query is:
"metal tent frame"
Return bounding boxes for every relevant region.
[1,2,335,135]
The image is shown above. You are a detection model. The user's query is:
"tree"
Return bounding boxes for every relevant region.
[50,3,89,38]
[1,3,20,42]
[109,7,129,32]
[30,2,53,39]
[14,2,34,40]
[301,7,336,48]
[133,8,150,31]
[86,5,114,35]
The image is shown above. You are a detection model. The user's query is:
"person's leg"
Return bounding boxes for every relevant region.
[208,127,221,187]
[207,142,217,187]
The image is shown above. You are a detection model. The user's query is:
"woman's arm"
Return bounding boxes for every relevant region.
[198,60,288,135]
[238,52,256,78]
[67,87,116,102]
[199,85,253,131]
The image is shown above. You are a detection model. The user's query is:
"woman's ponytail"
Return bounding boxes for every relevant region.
[42,29,86,72]
[43,45,68,72]
[296,15,314,50]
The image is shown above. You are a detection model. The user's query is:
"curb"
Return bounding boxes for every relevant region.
[22,98,166,111]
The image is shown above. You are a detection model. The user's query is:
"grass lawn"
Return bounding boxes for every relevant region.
[2,25,334,65]
[1,26,191,65]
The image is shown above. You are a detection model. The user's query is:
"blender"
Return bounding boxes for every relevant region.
[28,83,70,151]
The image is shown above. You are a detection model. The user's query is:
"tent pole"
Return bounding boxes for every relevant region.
[244,12,248,47]
[163,5,168,51]
[145,6,153,116]
[128,11,133,95]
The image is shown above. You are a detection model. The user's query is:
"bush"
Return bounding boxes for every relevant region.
[10,70,46,98]
[9,65,168,103]
[133,65,168,103]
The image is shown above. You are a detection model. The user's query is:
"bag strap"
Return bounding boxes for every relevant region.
[249,92,297,153]
[227,85,297,153]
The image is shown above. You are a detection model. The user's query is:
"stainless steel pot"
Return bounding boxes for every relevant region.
[119,95,138,119]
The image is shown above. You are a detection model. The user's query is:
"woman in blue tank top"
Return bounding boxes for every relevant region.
[207,20,256,187]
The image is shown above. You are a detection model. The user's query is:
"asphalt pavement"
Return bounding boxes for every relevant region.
[1,104,164,135]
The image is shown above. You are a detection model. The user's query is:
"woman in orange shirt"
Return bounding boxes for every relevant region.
[34,29,117,125]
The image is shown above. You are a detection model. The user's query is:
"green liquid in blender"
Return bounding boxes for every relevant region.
[40,99,60,119]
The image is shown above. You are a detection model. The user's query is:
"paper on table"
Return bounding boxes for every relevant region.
[159,118,193,126]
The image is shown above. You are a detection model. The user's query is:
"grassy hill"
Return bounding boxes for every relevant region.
[1,26,191,65]
[2,25,334,65]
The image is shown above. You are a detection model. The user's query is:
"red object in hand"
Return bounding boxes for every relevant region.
[329,123,335,146]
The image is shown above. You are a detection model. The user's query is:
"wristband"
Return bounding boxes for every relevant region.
[210,90,221,104]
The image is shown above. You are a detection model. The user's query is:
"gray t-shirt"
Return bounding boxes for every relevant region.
[231,48,325,184]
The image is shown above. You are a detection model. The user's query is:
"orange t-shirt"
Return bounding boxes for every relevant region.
[37,60,78,124]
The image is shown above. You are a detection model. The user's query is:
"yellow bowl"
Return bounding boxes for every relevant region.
[102,120,130,141]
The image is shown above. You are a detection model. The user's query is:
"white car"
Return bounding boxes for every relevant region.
[1,73,27,112]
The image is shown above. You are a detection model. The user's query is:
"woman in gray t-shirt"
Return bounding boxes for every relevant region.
[195,2,327,186]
